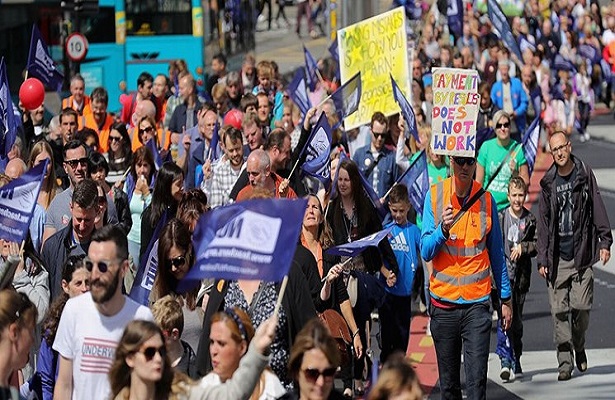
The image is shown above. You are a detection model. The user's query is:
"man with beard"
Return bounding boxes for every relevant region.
[207,127,245,208]
[43,141,118,244]
[236,148,296,201]
[53,225,153,400]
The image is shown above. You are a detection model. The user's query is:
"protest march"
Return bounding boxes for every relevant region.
[0,0,614,399]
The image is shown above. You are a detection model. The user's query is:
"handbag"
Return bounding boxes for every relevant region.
[318,309,351,363]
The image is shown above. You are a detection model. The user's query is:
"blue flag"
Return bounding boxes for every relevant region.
[303,45,320,92]
[357,163,388,221]
[328,39,340,81]
[522,116,540,177]
[476,127,495,151]
[287,69,312,117]
[399,151,428,215]
[553,54,577,73]
[0,59,20,157]
[129,211,169,306]
[390,74,420,144]
[487,0,523,62]
[181,198,307,284]
[0,160,48,243]
[447,0,464,38]
[209,120,221,162]
[325,227,392,257]
[578,44,601,64]
[26,25,63,92]
[146,137,171,170]
[301,112,332,189]
[330,72,362,122]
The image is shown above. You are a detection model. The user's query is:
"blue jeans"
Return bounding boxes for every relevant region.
[431,301,491,400]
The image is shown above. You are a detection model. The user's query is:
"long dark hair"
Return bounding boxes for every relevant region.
[153,219,197,310]
[149,162,183,227]
[108,123,133,163]
[330,160,373,238]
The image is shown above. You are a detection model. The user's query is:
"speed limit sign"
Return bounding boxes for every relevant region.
[66,33,89,62]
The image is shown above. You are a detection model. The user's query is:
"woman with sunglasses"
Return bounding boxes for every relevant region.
[109,317,278,400]
[138,116,159,150]
[33,255,90,400]
[279,318,345,400]
[0,289,38,399]
[476,110,530,212]
[200,307,285,399]
[106,123,133,185]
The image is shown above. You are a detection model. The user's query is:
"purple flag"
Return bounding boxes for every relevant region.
[303,45,320,92]
[447,0,464,38]
[330,72,361,122]
[487,0,523,62]
[26,25,63,92]
[181,198,307,284]
[287,69,312,117]
[208,119,221,162]
[522,116,540,177]
[301,113,332,189]
[390,74,420,144]
[399,151,429,215]
[0,58,20,157]
[325,228,392,257]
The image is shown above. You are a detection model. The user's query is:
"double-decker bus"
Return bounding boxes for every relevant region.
[1,0,205,111]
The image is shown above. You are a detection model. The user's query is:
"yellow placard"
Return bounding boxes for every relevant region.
[430,68,480,157]
[192,7,203,37]
[337,6,410,130]
[115,11,126,45]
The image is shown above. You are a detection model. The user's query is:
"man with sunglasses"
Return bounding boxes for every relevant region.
[421,153,512,399]
[53,225,153,400]
[537,132,612,381]
[352,112,399,198]
[43,141,118,245]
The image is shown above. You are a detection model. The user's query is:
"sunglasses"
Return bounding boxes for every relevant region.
[84,257,122,273]
[65,158,89,168]
[373,132,388,139]
[302,367,336,382]
[109,136,122,142]
[140,126,154,133]
[168,256,186,269]
[496,122,510,129]
[141,345,167,361]
[452,157,477,166]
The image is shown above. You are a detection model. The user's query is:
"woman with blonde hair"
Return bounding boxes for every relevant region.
[367,352,422,400]
[109,317,278,400]
[27,140,59,209]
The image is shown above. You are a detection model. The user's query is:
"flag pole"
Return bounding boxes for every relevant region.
[320,256,353,282]
[273,275,289,319]
[381,150,425,200]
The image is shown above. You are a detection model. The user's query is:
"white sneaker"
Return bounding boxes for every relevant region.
[584,132,591,141]
[500,366,511,381]
[257,14,265,23]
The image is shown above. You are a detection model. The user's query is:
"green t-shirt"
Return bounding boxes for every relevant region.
[477,138,527,211]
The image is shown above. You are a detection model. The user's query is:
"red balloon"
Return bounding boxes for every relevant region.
[19,78,45,110]
[223,109,244,130]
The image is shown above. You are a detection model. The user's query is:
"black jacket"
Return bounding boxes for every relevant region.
[195,248,317,377]
[498,208,537,293]
[537,154,612,283]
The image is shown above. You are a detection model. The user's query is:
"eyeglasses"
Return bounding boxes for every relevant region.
[452,157,477,166]
[302,367,336,382]
[109,136,122,142]
[551,142,569,154]
[84,257,123,273]
[140,345,167,361]
[140,126,154,133]
[496,122,511,129]
[168,256,186,269]
[65,158,89,169]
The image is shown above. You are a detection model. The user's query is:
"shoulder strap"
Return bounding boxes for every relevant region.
[485,143,521,191]
[248,282,267,317]
[363,152,383,177]
[451,186,487,227]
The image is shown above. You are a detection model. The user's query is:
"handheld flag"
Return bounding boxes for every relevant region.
[303,45,320,91]
[357,164,388,221]
[301,112,332,189]
[287,69,312,117]
[180,198,307,285]
[330,72,362,122]
[447,0,464,38]
[0,59,20,157]
[129,211,168,306]
[522,116,540,177]
[325,227,392,257]
[208,119,221,162]
[399,151,428,215]
[328,39,341,81]
[390,74,420,144]
[26,25,63,91]
[487,0,523,62]
[146,137,171,170]
[0,159,48,243]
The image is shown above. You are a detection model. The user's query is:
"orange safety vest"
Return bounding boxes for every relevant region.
[430,178,492,303]
[81,112,114,153]
[61,95,91,116]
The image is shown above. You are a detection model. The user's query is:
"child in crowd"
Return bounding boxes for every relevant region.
[496,176,537,382]
[379,184,421,363]
[151,295,198,378]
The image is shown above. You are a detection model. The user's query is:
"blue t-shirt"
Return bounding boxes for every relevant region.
[384,221,421,296]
